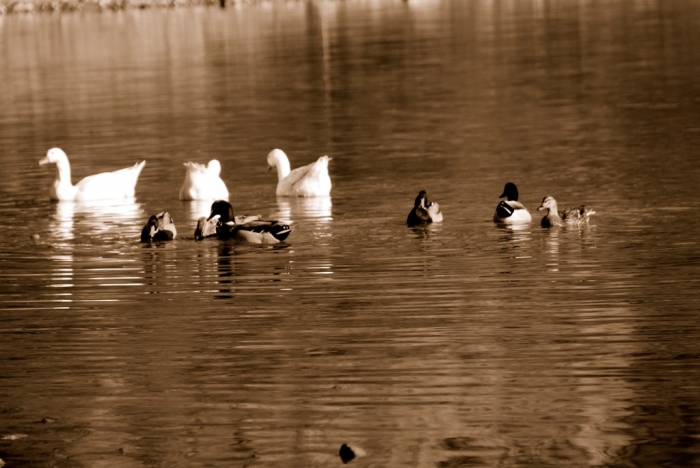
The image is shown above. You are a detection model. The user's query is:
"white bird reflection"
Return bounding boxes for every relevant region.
[273,196,332,223]
[49,199,144,242]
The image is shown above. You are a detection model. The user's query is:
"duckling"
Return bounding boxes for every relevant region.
[178,159,229,201]
[141,212,177,242]
[537,196,595,227]
[407,190,443,226]
[39,148,146,202]
[205,200,291,244]
[493,182,532,224]
[266,149,332,197]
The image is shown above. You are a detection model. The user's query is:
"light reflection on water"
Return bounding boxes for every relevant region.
[1,0,700,467]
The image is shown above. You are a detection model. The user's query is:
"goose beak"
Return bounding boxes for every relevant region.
[39,157,50,166]
[498,192,506,198]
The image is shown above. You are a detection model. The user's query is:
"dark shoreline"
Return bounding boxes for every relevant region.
[0,0,298,14]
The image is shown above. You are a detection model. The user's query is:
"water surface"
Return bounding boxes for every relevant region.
[1,1,700,467]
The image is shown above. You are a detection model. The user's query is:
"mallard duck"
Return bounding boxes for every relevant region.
[537,196,595,227]
[493,182,532,224]
[194,213,262,240]
[204,200,291,244]
[141,212,177,242]
[39,148,146,202]
[266,149,332,197]
[407,190,443,226]
[178,159,229,201]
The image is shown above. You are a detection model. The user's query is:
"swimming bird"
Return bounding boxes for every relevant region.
[537,196,595,227]
[194,213,262,240]
[39,148,146,202]
[493,182,532,224]
[204,200,292,244]
[178,159,229,201]
[141,212,177,242]
[407,190,443,226]
[266,149,332,197]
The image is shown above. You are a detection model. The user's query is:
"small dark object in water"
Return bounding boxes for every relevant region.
[339,444,355,464]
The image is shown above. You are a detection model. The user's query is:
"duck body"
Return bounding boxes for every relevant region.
[141,212,177,242]
[194,214,262,240]
[179,160,229,201]
[39,148,146,202]
[537,196,595,227]
[407,190,443,226]
[267,149,332,197]
[493,182,532,224]
[205,200,291,244]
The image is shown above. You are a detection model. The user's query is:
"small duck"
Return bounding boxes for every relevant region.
[178,159,229,201]
[537,196,596,227]
[141,212,177,242]
[266,149,332,197]
[39,148,146,202]
[407,190,443,226]
[493,182,532,224]
[204,200,292,244]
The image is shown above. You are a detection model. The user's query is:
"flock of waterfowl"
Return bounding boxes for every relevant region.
[38,147,595,245]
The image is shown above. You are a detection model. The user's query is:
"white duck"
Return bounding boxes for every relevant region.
[266,149,332,197]
[39,148,146,202]
[178,159,229,201]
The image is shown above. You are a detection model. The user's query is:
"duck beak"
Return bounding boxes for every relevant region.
[267,165,273,172]
[537,205,546,211]
[149,225,158,238]
[498,192,506,198]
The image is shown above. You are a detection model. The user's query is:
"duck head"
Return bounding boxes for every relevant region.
[208,200,235,223]
[414,190,428,208]
[537,196,557,212]
[141,215,160,242]
[499,182,520,201]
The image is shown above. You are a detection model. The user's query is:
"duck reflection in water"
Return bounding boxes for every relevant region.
[50,199,142,242]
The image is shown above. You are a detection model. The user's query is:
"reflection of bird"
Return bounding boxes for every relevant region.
[205,200,291,244]
[266,149,332,197]
[39,148,145,202]
[178,160,229,201]
[141,212,177,242]
[407,190,443,226]
[537,196,595,227]
[493,182,532,224]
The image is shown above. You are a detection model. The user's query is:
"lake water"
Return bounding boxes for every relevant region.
[2,0,700,466]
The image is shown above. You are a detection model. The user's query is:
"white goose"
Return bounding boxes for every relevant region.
[178,159,229,201]
[266,149,332,197]
[39,148,146,202]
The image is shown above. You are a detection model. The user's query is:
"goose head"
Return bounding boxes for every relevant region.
[206,159,222,177]
[39,147,69,167]
[266,149,291,178]
[499,182,520,201]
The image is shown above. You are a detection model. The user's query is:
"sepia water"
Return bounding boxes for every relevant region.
[2,1,700,466]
